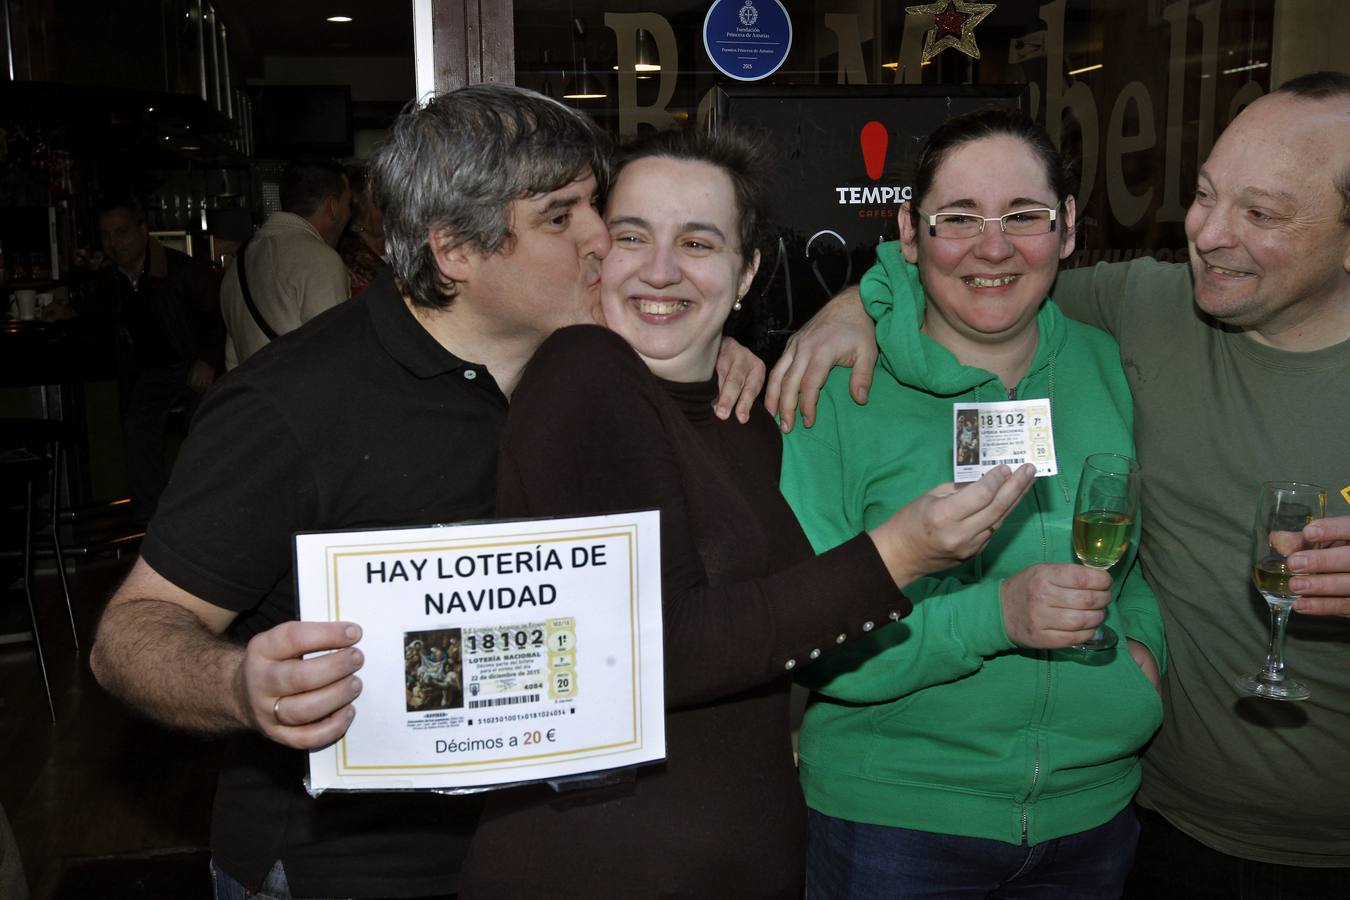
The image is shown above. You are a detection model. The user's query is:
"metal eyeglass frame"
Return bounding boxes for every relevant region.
[916,207,1059,238]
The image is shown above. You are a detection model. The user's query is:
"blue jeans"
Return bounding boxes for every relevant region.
[806,805,1139,899]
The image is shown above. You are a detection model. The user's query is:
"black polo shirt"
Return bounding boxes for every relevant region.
[143,268,501,897]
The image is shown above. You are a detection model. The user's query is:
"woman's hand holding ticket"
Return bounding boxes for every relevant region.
[868,463,1036,589]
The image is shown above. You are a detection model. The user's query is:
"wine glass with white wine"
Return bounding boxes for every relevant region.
[1235,481,1325,702]
[1070,453,1140,651]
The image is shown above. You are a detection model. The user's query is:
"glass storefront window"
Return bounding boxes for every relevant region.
[512,0,1278,272]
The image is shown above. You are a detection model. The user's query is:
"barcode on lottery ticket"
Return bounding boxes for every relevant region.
[467,692,541,709]
[987,457,1024,465]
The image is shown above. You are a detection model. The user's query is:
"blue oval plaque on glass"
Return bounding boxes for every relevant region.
[703,0,793,82]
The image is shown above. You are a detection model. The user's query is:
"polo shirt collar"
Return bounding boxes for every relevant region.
[366,267,475,379]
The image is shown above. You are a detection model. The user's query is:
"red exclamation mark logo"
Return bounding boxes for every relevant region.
[860,121,888,181]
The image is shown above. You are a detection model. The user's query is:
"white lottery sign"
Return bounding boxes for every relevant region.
[295,511,665,793]
[952,399,1058,483]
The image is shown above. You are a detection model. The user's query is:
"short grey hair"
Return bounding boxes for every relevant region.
[371,84,610,310]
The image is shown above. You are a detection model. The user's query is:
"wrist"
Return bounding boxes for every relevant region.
[229,650,258,732]
[968,581,1015,655]
[866,525,917,589]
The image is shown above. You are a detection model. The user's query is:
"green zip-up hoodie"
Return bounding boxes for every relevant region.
[780,245,1166,847]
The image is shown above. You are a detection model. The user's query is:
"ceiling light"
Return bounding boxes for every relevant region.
[1068,63,1102,75]
[635,29,659,70]
[1222,61,1267,75]
[327,15,353,23]
[612,28,661,72]
[563,59,607,100]
[180,145,202,151]
[882,61,899,70]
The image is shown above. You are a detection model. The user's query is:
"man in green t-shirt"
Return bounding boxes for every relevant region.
[769,72,1350,896]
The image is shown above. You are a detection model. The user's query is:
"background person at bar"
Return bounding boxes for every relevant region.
[338,163,387,297]
[88,193,224,528]
[220,157,351,369]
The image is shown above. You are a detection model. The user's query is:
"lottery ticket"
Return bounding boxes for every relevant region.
[295,512,665,793]
[952,398,1058,483]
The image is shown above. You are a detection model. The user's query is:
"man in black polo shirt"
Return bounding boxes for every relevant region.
[90,86,763,899]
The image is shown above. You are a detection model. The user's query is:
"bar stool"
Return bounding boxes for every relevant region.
[1,418,78,721]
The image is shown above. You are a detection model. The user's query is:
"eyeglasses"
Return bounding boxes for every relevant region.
[916,207,1058,239]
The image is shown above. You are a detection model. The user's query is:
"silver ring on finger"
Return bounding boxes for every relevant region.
[273,696,285,724]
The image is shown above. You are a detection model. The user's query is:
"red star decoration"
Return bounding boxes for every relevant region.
[905,1,997,62]
[934,3,968,40]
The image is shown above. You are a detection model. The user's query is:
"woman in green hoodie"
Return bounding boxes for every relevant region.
[780,108,1166,898]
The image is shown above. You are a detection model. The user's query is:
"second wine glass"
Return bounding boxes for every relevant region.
[1070,453,1140,651]
[1235,481,1325,702]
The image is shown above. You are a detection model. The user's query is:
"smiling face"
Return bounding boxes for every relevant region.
[1185,92,1350,345]
[900,134,1076,355]
[600,157,759,382]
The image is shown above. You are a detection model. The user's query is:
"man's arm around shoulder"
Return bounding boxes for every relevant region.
[91,557,365,749]
[1051,256,1191,336]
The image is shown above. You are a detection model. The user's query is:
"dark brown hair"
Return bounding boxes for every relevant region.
[908,107,1069,229]
[612,125,772,270]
